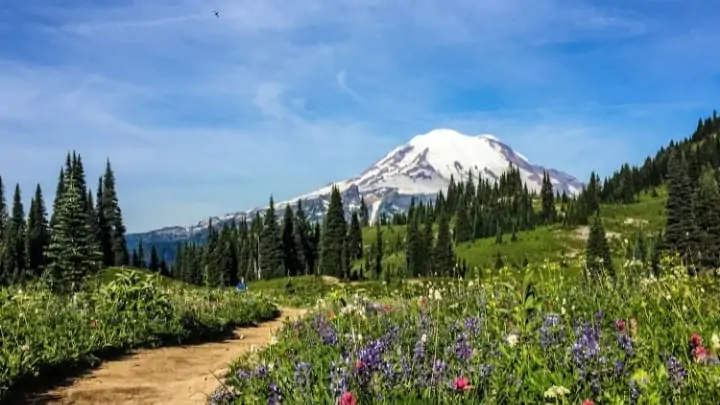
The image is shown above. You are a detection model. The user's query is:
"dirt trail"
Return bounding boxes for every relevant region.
[27,307,307,405]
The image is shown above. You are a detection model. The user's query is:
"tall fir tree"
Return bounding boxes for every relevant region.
[102,160,129,267]
[664,151,699,269]
[149,245,160,273]
[319,186,347,278]
[453,201,472,243]
[259,196,284,279]
[293,200,311,275]
[49,168,64,231]
[359,196,370,227]
[96,176,112,266]
[373,221,383,278]
[405,212,422,277]
[136,239,146,268]
[3,185,27,283]
[347,211,363,261]
[693,168,720,269]
[585,214,614,280]
[540,171,556,223]
[26,184,49,279]
[46,157,102,293]
[433,213,455,276]
[281,205,300,276]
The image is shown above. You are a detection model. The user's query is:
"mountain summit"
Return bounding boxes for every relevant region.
[127,130,584,243]
[300,129,581,200]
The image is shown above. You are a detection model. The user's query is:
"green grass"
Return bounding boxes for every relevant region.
[361,224,406,247]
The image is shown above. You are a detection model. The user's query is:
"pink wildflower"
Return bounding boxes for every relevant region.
[452,376,472,391]
[339,391,357,405]
[615,319,626,333]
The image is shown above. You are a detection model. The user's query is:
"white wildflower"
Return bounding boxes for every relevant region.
[712,333,720,350]
[543,385,570,398]
[421,333,427,343]
[505,333,519,348]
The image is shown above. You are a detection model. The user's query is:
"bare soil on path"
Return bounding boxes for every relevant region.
[23,307,307,405]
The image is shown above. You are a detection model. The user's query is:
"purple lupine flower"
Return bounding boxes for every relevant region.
[539,312,565,347]
[430,357,448,386]
[478,364,494,378]
[235,368,253,381]
[464,316,481,336]
[614,360,625,376]
[268,382,282,405]
[413,340,426,362]
[666,355,687,385]
[454,333,473,361]
[329,361,349,398]
[209,388,234,405]
[293,362,312,389]
[255,364,270,378]
[629,380,642,405]
[617,334,634,357]
[310,315,338,346]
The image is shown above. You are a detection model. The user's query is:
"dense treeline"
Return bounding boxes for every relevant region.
[0,152,128,292]
[596,111,720,274]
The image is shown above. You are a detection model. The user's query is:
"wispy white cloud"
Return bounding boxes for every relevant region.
[1,0,719,231]
[336,70,363,102]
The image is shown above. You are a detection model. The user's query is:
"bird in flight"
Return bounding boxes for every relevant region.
[214,11,220,17]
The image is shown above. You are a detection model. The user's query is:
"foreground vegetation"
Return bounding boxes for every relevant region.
[0,269,277,401]
[214,256,720,404]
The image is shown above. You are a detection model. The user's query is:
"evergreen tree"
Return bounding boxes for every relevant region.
[259,196,284,278]
[2,185,26,283]
[693,168,720,269]
[131,248,140,268]
[373,221,383,278]
[664,151,699,269]
[347,212,363,261]
[419,213,433,277]
[319,186,347,278]
[540,171,556,223]
[433,213,455,276]
[281,205,300,276]
[405,211,421,277]
[49,168,64,231]
[149,245,160,272]
[585,214,614,280]
[293,200,311,275]
[359,196,370,227]
[45,158,101,293]
[454,201,472,243]
[102,161,129,267]
[136,239,146,268]
[26,184,49,279]
[96,177,112,266]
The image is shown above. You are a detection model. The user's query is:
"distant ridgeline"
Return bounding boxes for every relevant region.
[126,111,720,270]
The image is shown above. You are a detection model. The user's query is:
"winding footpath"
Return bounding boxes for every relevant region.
[25,307,307,405]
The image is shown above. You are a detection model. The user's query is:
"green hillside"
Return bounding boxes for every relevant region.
[361,187,667,277]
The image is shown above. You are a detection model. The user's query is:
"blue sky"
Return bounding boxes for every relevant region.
[1,0,719,232]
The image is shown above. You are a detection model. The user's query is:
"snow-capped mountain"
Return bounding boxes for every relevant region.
[126,129,584,245]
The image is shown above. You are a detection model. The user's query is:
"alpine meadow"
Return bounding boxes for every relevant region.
[4,1,720,404]
[2,114,720,404]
